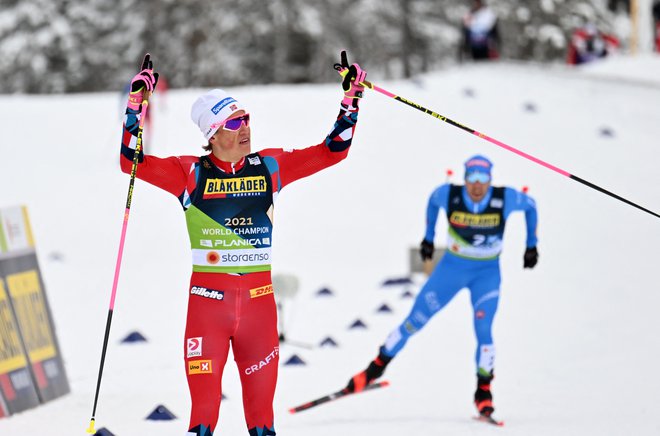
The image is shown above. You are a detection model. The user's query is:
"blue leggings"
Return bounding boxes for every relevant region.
[383,253,501,375]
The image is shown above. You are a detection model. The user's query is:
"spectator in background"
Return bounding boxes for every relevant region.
[460,0,500,61]
[653,1,660,52]
[567,23,620,65]
[607,0,630,14]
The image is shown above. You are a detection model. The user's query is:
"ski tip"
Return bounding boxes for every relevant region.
[473,415,504,426]
[491,419,504,427]
[380,380,391,387]
[288,408,295,414]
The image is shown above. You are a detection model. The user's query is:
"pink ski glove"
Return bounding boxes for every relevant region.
[127,53,159,111]
[335,50,367,108]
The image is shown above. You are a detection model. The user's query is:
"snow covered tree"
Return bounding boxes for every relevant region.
[0,0,625,93]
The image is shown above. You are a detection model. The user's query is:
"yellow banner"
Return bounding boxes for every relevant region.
[6,270,56,363]
[0,279,28,374]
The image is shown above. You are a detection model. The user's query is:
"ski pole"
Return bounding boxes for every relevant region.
[336,65,659,219]
[86,95,150,435]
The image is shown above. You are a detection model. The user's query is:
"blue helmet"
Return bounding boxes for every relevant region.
[464,155,493,177]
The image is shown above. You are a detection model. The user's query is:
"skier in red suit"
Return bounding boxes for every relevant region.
[120,52,367,436]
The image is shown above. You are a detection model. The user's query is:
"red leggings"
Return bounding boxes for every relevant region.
[184,271,278,435]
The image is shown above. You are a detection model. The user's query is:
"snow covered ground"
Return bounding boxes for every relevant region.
[1,53,659,435]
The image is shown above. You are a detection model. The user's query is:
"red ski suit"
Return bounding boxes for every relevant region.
[120,104,359,435]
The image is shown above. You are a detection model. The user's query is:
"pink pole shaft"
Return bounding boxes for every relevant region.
[109,209,130,310]
[475,132,571,177]
[368,82,572,177]
[362,79,659,219]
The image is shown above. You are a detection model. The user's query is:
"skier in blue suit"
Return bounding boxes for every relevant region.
[345,155,539,419]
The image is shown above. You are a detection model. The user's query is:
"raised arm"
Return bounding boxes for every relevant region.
[119,55,190,198]
[259,52,367,190]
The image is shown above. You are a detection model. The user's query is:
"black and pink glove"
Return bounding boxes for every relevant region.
[335,50,367,109]
[127,53,159,111]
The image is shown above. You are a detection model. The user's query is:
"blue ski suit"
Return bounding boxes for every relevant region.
[382,183,538,376]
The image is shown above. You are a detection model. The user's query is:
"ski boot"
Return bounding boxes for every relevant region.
[345,346,392,392]
[474,373,495,417]
[248,425,276,436]
[187,424,213,436]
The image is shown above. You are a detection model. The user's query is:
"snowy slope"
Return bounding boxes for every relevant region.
[1,54,659,436]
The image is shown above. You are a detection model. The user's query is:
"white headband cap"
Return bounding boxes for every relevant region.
[190,89,245,140]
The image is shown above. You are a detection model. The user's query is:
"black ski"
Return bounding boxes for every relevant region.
[289,381,390,414]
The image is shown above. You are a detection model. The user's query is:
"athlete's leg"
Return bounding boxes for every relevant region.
[382,255,468,357]
[185,280,234,436]
[468,262,501,376]
[232,276,279,436]
[468,262,501,417]
[345,255,473,392]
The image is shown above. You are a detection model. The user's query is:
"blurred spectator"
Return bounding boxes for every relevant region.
[145,74,169,132]
[607,0,630,13]
[460,0,500,61]
[654,1,660,52]
[566,24,620,65]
